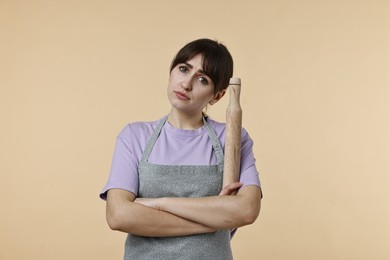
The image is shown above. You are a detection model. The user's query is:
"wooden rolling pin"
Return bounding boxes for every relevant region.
[223,77,242,189]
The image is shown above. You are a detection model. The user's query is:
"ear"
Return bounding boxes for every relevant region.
[209,90,226,105]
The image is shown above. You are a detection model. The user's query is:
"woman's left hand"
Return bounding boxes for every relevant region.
[219,182,243,196]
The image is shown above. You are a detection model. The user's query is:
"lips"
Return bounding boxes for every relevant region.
[174,91,190,100]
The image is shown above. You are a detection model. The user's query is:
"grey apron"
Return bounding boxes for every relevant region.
[124,116,233,260]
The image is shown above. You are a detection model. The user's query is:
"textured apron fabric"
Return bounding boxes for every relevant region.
[124,116,233,260]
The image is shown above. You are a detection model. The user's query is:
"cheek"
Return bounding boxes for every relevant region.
[200,90,215,103]
[168,73,180,88]
[167,77,175,91]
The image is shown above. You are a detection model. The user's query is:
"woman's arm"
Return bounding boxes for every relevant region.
[135,185,261,230]
[106,189,216,237]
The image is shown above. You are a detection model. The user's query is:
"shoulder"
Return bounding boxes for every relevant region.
[118,118,160,138]
[206,117,251,141]
[206,117,225,130]
[115,117,163,153]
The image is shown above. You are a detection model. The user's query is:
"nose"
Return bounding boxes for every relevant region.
[181,76,192,91]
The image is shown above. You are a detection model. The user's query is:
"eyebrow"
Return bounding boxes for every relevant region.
[184,62,208,76]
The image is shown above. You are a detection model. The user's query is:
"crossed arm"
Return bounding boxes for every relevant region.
[106,183,261,237]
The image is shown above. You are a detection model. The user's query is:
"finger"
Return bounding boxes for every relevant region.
[219,182,243,195]
[225,182,243,190]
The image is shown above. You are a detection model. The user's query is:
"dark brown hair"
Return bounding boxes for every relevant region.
[170,38,234,94]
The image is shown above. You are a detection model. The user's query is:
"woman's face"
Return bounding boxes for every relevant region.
[167,54,223,115]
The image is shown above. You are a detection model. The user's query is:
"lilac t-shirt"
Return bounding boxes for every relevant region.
[100,116,261,200]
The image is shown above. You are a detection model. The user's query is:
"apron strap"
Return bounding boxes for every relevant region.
[203,117,225,166]
[140,115,168,163]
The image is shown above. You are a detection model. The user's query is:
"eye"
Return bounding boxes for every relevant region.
[179,66,188,73]
[198,77,209,85]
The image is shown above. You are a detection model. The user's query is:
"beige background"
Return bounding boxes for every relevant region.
[1,0,389,259]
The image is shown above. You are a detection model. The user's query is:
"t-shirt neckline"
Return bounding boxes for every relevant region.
[164,120,207,137]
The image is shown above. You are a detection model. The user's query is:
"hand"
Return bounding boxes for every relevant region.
[219,182,243,196]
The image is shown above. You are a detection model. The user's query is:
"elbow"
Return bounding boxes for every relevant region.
[106,208,127,231]
[240,201,261,226]
[242,209,259,225]
[105,189,137,232]
[106,211,121,231]
[236,187,262,226]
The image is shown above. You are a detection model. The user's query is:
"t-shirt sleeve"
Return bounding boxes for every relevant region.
[239,128,263,197]
[99,125,139,200]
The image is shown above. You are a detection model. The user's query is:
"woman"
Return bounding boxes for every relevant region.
[100,38,262,259]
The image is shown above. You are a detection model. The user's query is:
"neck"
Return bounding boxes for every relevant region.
[167,108,204,130]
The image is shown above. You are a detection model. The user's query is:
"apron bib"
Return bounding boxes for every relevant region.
[124,116,233,260]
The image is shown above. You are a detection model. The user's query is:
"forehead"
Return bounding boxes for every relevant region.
[184,54,203,66]
[184,54,212,76]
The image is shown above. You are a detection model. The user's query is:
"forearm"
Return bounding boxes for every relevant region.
[140,186,261,230]
[106,189,215,237]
